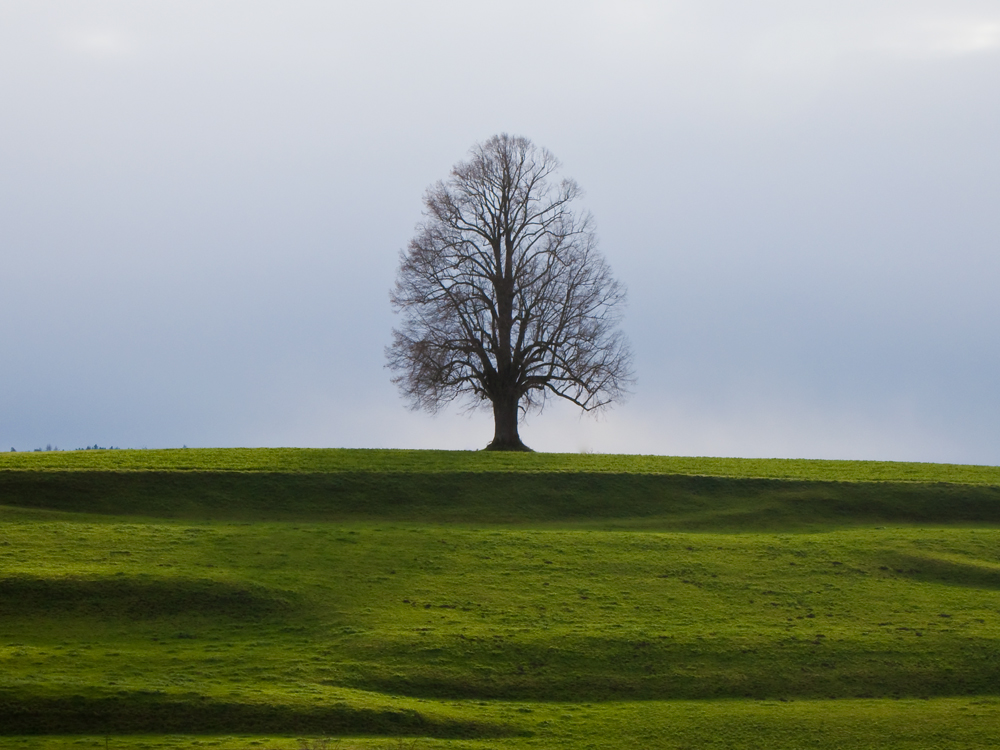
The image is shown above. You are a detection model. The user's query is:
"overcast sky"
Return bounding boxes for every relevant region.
[2,1,998,462]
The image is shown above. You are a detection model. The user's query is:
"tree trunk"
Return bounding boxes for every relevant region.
[485,392,531,451]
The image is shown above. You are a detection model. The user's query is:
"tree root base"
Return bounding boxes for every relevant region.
[483,440,533,452]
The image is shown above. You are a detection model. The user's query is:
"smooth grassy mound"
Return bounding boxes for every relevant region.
[2,446,999,484]
[2,448,1000,747]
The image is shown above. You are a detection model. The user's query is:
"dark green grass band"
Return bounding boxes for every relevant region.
[2,470,999,529]
[0,692,511,737]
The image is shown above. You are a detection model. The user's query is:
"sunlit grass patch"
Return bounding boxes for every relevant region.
[1,447,998,484]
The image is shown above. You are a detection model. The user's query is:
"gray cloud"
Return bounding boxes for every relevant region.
[1,1,998,461]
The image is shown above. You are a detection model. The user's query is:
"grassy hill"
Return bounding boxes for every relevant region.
[1,449,999,749]
[4,446,1000,484]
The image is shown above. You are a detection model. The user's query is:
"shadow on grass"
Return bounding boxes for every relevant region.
[1,471,999,530]
[0,575,294,620]
[878,554,1000,590]
[0,691,517,738]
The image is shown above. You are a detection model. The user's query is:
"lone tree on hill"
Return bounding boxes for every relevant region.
[387,134,633,451]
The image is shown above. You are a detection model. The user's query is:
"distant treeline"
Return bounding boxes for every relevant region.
[9,444,123,453]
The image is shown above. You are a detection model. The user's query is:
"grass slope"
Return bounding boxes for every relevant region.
[2,447,1000,484]
[1,448,999,748]
[2,470,1000,530]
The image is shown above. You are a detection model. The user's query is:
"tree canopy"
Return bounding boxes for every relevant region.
[387,134,633,450]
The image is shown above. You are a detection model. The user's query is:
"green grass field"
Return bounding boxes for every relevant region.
[4,447,1000,484]
[2,448,999,748]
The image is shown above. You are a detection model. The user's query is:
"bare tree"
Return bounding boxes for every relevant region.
[387,134,633,451]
